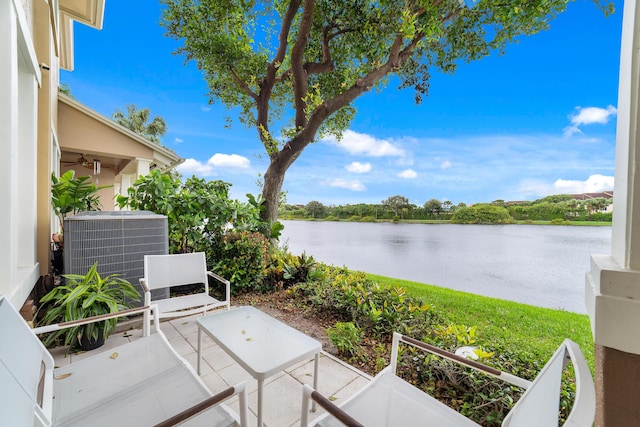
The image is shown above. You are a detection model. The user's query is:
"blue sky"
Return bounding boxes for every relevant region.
[62,1,623,207]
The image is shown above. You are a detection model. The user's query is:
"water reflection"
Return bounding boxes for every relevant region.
[280,221,611,313]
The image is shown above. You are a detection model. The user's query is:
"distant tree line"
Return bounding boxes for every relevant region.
[278,194,613,223]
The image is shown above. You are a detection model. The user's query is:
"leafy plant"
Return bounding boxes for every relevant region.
[117,170,274,254]
[327,322,362,357]
[51,170,109,230]
[292,266,435,339]
[212,231,270,292]
[38,262,140,349]
[282,252,322,286]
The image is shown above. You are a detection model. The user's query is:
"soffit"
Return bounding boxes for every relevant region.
[59,0,104,29]
[58,0,105,71]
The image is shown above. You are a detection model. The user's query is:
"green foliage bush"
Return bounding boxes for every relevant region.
[212,231,270,292]
[327,322,362,356]
[588,212,612,221]
[292,267,437,339]
[347,215,361,222]
[289,263,578,426]
[324,215,339,221]
[451,204,514,224]
[117,170,278,293]
[360,216,376,222]
[117,170,267,255]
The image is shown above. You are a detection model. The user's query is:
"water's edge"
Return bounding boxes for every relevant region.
[280,221,612,314]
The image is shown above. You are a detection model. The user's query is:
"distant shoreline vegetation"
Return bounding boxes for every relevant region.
[278,194,613,225]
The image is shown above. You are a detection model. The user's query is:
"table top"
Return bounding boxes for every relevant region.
[197,306,321,380]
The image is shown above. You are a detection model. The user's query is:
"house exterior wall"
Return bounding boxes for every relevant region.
[58,101,156,160]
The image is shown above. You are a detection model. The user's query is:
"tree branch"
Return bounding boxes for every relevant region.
[257,1,301,158]
[229,66,258,101]
[291,0,316,129]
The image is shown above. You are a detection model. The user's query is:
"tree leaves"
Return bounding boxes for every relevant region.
[161,0,614,222]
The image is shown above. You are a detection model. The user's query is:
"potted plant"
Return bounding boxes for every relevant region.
[38,262,140,351]
[50,170,110,274]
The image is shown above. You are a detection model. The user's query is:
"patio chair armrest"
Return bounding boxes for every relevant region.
[394,333,532,389]
[139,277,150,293]
[153,382,248,427]
[301,384,364,427]
[33,305,157,335]
[207,271,230,286]
[207,271,231,302]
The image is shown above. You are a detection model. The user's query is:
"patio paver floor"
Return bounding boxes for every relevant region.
[50,312,372,427]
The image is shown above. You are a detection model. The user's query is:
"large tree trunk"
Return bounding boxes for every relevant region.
[261,156,288,224]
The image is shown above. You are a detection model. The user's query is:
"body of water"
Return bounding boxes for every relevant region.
[280,221,612,313]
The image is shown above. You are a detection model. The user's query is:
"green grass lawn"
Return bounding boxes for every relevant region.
[368,274,594,370]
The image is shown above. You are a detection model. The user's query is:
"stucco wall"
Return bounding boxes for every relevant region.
[58,101,155,161]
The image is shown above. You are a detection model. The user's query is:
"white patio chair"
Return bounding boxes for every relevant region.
[141,252,231,335]
[0,295,248,427]
[301,332,595,427]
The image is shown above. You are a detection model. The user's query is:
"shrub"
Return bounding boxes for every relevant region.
[212,231,269,292]
[347,215,361,222]
[451,204,514,224]
[292,266,437,339]
[327,322,362,356]
[360,216,376,222]
[288,263,575,426]
[324,215,339,221]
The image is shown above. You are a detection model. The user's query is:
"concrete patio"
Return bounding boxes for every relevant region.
[49,311,372,427]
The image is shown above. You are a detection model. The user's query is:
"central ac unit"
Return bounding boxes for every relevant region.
[64,211,169,304]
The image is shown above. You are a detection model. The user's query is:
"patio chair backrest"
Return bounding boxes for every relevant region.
[144,252,209,291]
[502,339,595,426]
[0,296,54,427]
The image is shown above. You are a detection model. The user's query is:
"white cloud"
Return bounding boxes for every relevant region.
[176,158,215,176]
[346,162,372,173]
[440,160,452,169]
[208,153,250,169]
[552,174,614,194]
[397,169,417,179]
[323,130,405,157]
[201,105,212,112]
[564,105,617,137]
[175,153,251,177]
[326,178,366,191]
[175,137,184,143]
[517,174,614,199]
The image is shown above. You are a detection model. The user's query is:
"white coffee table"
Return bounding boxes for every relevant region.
[197,306,321,426]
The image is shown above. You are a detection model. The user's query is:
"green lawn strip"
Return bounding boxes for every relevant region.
[367,274,594,371]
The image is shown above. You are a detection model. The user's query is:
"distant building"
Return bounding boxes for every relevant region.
[569,191,614,201]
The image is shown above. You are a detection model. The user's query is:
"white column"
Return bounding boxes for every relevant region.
[586,0,640,354]
[136,158,151,177]
[0,0,19,298]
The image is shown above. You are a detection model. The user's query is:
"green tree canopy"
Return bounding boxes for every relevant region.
[113,104,167,144]
[162,0,613,223]
[305,200,326,218]
[382,195,410,217]
[423,198,443,217]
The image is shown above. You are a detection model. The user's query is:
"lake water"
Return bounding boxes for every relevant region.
[280,221,612,313]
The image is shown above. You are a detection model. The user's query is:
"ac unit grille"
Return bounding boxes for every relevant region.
[64,211,169,304]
